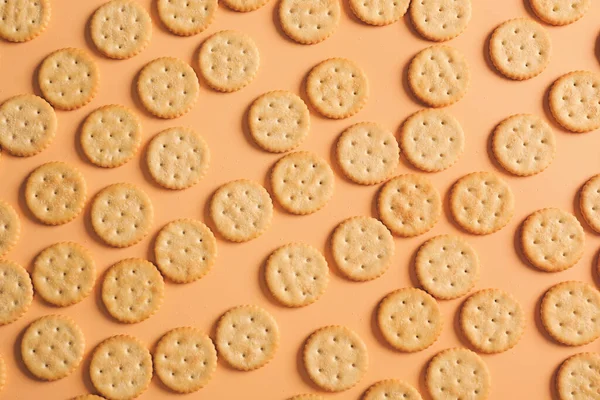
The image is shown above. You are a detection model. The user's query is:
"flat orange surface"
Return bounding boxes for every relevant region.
[1,1,599,399]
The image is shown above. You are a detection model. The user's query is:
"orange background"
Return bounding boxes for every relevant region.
[1,0,600,399]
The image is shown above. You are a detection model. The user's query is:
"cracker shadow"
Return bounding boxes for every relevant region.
[396,118,427,173]
[193,38,222,93]
[13,322,39,381]
[482,30,500,78]
[202,186,225,242]
[263,160,293,216]
[453,297,473,349]
[593,249,600,289]
[339,0,363,25]
[137,133,165,190]
[322,221,351,281]
[403,10,429,41]
[485,121,513,177]
[83,190,113,248]
[93,264,119,322]
[550,356,561,400]
[296,336,321,390]
[149,0,172,35]
[442,179,464,234]
[208,310,244,372]
[257,249,280,306]
[533,287,558,345]
[18,170,41,224]
[328,129,366,186]
[401,53,423,107]
[513,216,537,271]
[298,66,331,123]
[241,96,265,151]
[522,0,539,20]
[542,83,569,133]
[74,113,93,165]
[30,59,43,97]
[271,1,290,43]
[130,68,159,120]
[79,348,96,395]
[419,355,434,400]
[369,294,398,352]
[407,242,422,288]
[371,182,384,219]
[146,227,160,265]
[573,180,598,236]
[82,8,107,59]
[595,32,600,65]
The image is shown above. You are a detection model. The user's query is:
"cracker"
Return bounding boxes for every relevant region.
[154,327,217,393]
[521,208,584,272]
[0,353,5,393]
[489,18,551,81]
[279,0,340,44]
[90,0,152,59]
[449,171,514,235]
[425,348,491,400]
[580,174,600,233]
[90,183,154,247]
[157,0,216,36]
[0,94,57,157]
[271,151,334,215]
[530,0,590,26]
[540,281,600,346]
[137,57,199,119]
[102,258,165,324]
[0,260,32,325]
[215,305,279,370]
[408,45,470,108]
[331,216,394,281]
[90,335,153,400]
[38,48,99,110]
[492,114,556,176]
[21,315,84,381]
[154,219,217,283]
[80,104,142,168]
[306,58,369,119]
[363,379,423,400]
[32,242,96,307]
[70,396,105,400]
[248,90,310,153]
[265,243,329,307]
[210,179,273,242]
[377,288,443,352]
[303,325,368,392]
[556,352,600,400]
[222,0,269,12]
[410,0,471,42]
[288,395,324,400]
[25,161,87,225]
[399,109,464,172]
[460,289,525,353]
[415,234,479,300]
[377,174,441,237]
[0,0,51,42]
[199,30,260,92]
[146,127,210,190]
[0,200,20,257]
[336,122,399,185]
[549,71,600,133]
[349,0,410,26]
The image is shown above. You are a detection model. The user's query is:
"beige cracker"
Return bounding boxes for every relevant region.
[400,109,465,172]
[426,348,491,400]
[91,182,154,247]
[32,242,96,307]
[492,114,556,176]
[157,0,216,36]
[0,94,57,157]
[288,395,325,400]
[489,18,551,80]
[410,0,471,42]
[336,122,399,185]
[521,208,584,272]
[80,104,142,168]
[0,260,32,325]
[549,71,600,133]
[25,162,87,225]
[199,30,260,92]
[541,281,600,346]
[303,325,368,392]
[306,58,369,119]
[154,219,217,283]
[580,174,600,233]
[265,243,329,307]
[90,0,152,59]
[210,179,273,242]
[556,352,600,400]
[530,0,590,26]
[415,234,479,300]
[154,327,217,393]
[70,396,105,400]
[378,174,441,237]
[271,151,334,215]
[377,288,443,352]
[331,216,395,281]
[408,45,470,107]
[38,48,99,110]
[279,0,340,44]
[460,289,525,353]
[363,379,423,400]
[450,171,514,235]
[248,90,310,153]
[215,305,280,370]
[21,315,84,381]
[349,0,410,26]
[90,334,153,400]
[146,127,210,190]
[0,0,50,42]
[102,258,164,324]
[0,200,20,258]
[137,57,199,119]
[222,0,269,12]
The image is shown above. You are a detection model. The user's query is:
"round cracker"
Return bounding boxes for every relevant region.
[410,0,471,42]
[556,352,600,400]
[222,0,269,12]
[279,0,340,44]
[157,0,217,36]
[349,0,410,26]
[580,174,600,233]
[530,0,590,26]
[549,71,600,133]
[363,379,423,400]
[0,259,33,325]
[0,0,51,42]
[0,200,20,258]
